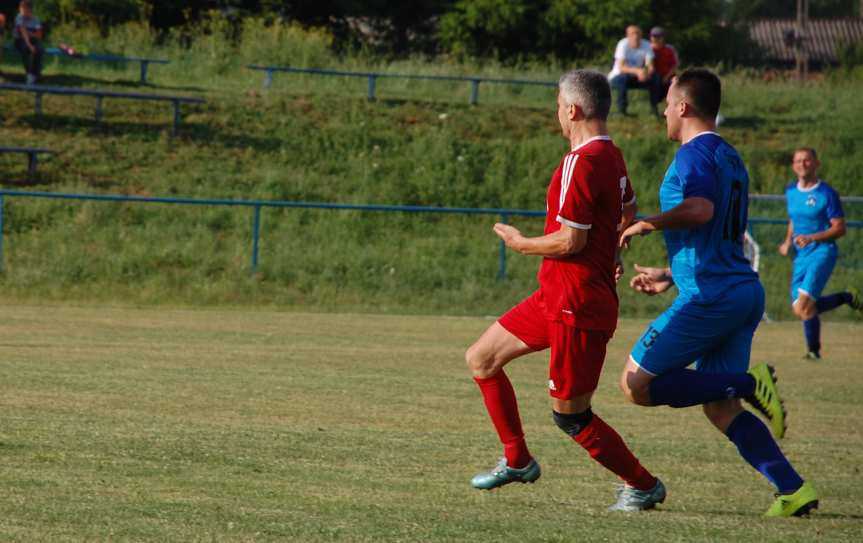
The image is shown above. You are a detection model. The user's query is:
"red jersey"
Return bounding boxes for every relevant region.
[536,136,635,332]
[652,44,678,79]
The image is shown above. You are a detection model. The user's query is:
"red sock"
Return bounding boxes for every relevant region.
[474,372,532,469]
[573,414,656,490]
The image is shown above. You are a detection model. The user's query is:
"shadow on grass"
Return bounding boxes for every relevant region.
[14,112,284,152]
[0,170,62,187]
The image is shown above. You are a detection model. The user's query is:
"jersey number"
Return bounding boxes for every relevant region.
[723,180,744,243]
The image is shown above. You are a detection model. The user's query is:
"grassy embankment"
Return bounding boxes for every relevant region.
[1,20,861,319]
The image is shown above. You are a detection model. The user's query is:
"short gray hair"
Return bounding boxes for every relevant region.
[558,70,611,121]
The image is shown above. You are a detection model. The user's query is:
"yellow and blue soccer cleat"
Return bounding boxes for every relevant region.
[745,364,787,439]
[764,481,819,517]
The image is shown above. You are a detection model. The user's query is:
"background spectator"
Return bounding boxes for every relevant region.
[608,25,663,117]
[14,0,44,85]
[649,26,679,99]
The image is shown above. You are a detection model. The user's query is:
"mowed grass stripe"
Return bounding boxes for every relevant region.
[0,305,861,541]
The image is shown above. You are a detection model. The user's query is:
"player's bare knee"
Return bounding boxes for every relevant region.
[620,370,651,405]
[465,344,496,377]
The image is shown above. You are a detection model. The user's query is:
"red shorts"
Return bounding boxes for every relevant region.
[498,290,611,400]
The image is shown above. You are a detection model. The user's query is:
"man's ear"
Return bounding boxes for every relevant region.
[570,103,583,121]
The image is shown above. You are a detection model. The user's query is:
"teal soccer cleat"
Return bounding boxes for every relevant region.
[608,479,667,512]
[470,457,541,490]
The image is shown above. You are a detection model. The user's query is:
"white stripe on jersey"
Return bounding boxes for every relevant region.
[557,215,591,230]
[559,153,579,212]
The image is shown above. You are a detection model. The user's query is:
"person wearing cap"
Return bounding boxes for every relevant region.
[608,25,663,117]
[649,27,679,99]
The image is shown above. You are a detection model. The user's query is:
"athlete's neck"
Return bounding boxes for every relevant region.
[679,118,717,144]
[568,119,608,150]
[797,174,818,188]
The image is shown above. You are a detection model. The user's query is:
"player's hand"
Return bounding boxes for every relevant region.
[794,234,814,249]
[778,240,791,256]
[637,69,648,82]
[619,221,654,248]
[629,264,674,296]
[493,223,524,251]
[614,254,625,284]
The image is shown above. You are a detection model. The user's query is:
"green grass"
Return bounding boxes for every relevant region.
[0,21,862,319]
[0,304,861,541]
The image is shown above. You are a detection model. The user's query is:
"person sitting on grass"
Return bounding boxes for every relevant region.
[13,0,44,85]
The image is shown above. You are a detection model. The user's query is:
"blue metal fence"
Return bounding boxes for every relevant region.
[0,190,860,279]
[0,190,543,278]
[247,65,558,104]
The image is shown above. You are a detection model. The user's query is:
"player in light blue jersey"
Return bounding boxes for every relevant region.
[617,69,818,517]
[779,147,862,360]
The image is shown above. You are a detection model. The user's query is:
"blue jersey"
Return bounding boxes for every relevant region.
[659,132,757,302]
[784,180,843,258]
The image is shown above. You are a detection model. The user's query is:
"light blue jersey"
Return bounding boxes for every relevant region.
[785,180,843,301]
[659,132,757,303]
[785,180,843,258]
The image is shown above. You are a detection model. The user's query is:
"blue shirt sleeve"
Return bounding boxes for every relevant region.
[675,145,718,202]
[825,186,844,219]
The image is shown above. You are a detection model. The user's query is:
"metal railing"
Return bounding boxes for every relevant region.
[247,65,557,104]
[0,190,859,278]
[0,190,543,278]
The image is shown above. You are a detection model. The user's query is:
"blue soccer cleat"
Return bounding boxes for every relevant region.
[470,457,541,490]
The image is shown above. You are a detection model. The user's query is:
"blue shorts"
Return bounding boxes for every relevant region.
[631,280,765,376]
[790,246,837,303]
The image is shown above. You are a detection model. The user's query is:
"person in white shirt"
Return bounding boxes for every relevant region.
[608,25,662,117]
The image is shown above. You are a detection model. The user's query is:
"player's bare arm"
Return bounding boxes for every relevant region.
[793,217,846,248]
[614,201,638,282]
[778,220,794,256]
[493,222,587,258]
[619,196,713,247]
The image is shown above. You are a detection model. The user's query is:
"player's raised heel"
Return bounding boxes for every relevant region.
[744,363,787,439]
[470,457,541,490]
[764,481,819,517]
[608,478,666,512]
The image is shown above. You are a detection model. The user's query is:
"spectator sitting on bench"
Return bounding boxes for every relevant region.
[607,25,662,117]
[14,0,44,85]
[649,26,679,101]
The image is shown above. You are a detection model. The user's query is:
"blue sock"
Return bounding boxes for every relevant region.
[726,411,803,494]
[803,317,821,355]
[815,292,852,313]
[648,368,756,408]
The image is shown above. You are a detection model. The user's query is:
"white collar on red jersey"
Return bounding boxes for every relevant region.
[571,135,612,153]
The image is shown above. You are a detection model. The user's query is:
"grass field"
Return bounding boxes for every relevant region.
[1,304,861,542]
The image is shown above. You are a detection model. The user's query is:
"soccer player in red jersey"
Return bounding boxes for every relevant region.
[465,69,666,511]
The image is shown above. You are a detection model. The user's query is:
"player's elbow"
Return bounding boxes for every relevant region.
[689,198,714,225]
[562,236,587,256]
[835,223,847,239]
